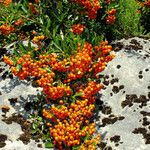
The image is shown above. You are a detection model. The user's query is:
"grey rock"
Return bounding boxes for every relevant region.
[97,37,150,150]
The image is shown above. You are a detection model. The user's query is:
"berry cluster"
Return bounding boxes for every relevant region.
[66,43,92,82]
[35,0,40,3]
[0,0,12,6]
[144,0,150,7]
[71,0,101,19]
[14,19,23,26]
[136,0,150,8]
[80,134,101,150]
[106,8,117,24]
[105,0,112,4]
[0,23,15,35]
[80,81,104,100]
[43,85,71,100]
[32,35,45,46]
[28,2,39,15]
[3,40,115,149]
[71,24,85,34]
[93,41,115,74]
[3,56,14,66]
[43,99,97,149]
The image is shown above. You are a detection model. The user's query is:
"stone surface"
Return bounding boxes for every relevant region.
[97,37,150,150]
[0,64,50,149]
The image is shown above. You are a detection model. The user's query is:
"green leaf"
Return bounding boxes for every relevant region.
[42,132,50,140]
[13,49,20,57]
[32,123,38,130]
[45,68,52,72]
[84,133,90,141]
[72,145,80,150]
[37,117,43,122]
[46,16,51,29]
[18,43,27,54]
[45,141,54,148]
[21,5,28,14]
[73,92,84,98]
[31,130,37,134]
[16,64,22,72]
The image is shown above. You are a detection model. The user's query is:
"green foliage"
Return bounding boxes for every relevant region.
[45,141,54,148]
[111,0,142,39]
[138,1,150,34]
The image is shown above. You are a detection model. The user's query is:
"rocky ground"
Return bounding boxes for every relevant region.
[96,37,150,150]
[0,37,150,150]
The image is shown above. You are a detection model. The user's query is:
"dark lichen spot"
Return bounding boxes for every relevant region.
[105,146,112,150]
[37,144,43,148]
[121,94,138,108]
[125,95,144,108]
[145,133,150,144]
[111,74,114,77]
[110,135,120,143]
[0,134,7,142]
[145,68,149,72]
[102,106,112,115]
[9,74,13,79]
[128,39,143,50]
[99,74,105,78]
[18,133,31,145]
[148,92,150,99]
[118,116,125,120]
[101,117,117,127]
[97,142,107,149]
[0,134,7,148]
[135,95,148,108]
[0,142,6,148]
[132,127,147,134]
[138,75,143,79]
[119,85,124,90]
[139,71,142,74]
[24,102,32,111]
[96,99,103,110]
[1,71,8,80]
[145,54,149,58]
[142,117,150,126]
[123,91,126,94]
[110,78,119,84]
[140,111,150,116]
[35,139,40,142]
[8,98,18,104]
[121,100,133,108]
[111,42,124,52]
[132,127,150,144]
[116,65,121,69]
[0,68,4,73]
[105,75,110,79]
[103,80,109,86]
[112,86,120,94]
[101,115,124,127]
[1,105,10,113]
